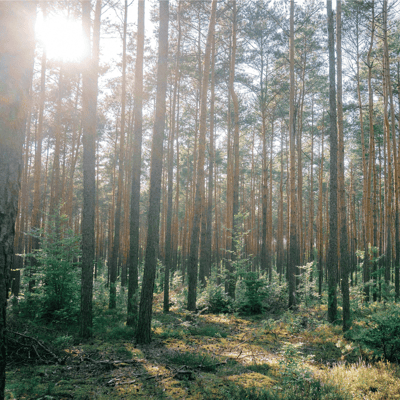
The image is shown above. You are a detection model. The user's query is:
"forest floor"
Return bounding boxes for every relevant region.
[5,292,400,400]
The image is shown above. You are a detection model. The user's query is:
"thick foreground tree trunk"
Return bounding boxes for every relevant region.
[0,2,36,396]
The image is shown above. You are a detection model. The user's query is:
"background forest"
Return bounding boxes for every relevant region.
[3,0,400,398]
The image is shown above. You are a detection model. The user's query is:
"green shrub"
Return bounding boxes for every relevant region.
[261,271,288,313]
[352,303,400,362]
[236,272,265,315]
[21,213,81,325]
[197,282,234,313]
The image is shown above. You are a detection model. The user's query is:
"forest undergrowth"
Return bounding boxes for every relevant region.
[5,282,400,400]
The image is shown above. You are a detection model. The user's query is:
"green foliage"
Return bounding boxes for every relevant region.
[53,335,73,350]
[115,345,133,359]
[247,363,271,375]
[236,272,265,315]
[260,271,288,313]
[155,326,188,340]
[7,375,40,399]
[197,281,234,313]
[351,304,400,362]
[297,262,318,307]
[93,310,134,341]
[21,213,81,324]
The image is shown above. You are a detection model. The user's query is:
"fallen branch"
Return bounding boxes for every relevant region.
[6,329,62,365]
[83,357,137,368]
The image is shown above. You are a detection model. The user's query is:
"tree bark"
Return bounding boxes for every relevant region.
[110,0,129,308]
[337,0,350,332]
[164,1,181,312]
[288,0,298,308]
[0,2,36,395]
[128,0,145,327]
[187,0,218,311]
[81,0,101,339]
[136,0,169,343]
[327,0,338,323]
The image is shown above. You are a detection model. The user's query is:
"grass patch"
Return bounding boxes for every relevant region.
[319,361,400,400]
[114,345,133,359]
[247,363,271,375]
[165,350,221,372]
[6,300,400,400]
[189,324,228,338]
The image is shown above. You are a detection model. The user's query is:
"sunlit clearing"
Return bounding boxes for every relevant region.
[35,13,89,62]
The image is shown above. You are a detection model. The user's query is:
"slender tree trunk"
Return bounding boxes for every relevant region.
[288,0,298,308]
[49,67,64,218]
[31,22,47,254]
[164,1,181,312]
[128,0,145,326]
[260,54,268,276]
[309,97,314,263]
[337,0,350,331]
[110,0,128,308]
[277,124,284,277]
[187,0,218,311]
[136,0,169,343]
[318,125,324,297]
[382,0,393,287]
[81,0,101,339]
[230,0,239,299]
[327,0,338,323]
[366,2,376,301]
[205,33,216,282]
[172,87,181,273]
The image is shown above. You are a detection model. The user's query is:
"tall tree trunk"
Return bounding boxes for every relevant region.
[49,67,64,219]
[318,124,324,297]
[128,0,145,326]
[308,97,314,262]
[384,0,398,294]
[382,0,393,287]
[110,0,128,308]
[230,0,239,299]
[81,0,101,339]
[288,0,298,308]
[136,0,169,343]
[327,0,338,323]
[0,2,36,395]
[337,0,350,332]
[203,32,216,284]
[66,83,82,226]
[268,121,274,281]
[366,2,376,301]
[187,0,218,311]
[172,87,181,273]
[164,1,181,312]
[260,55,268,276]
[277,124,284,277]
[31,16,47,257]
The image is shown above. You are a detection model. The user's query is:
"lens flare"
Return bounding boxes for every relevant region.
[35,13,89,62]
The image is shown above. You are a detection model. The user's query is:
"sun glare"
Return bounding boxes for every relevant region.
[35,13,89,63]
